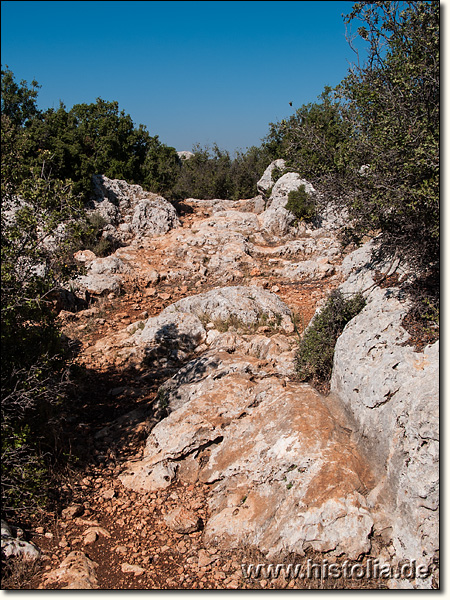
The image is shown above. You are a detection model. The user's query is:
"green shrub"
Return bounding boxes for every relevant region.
[295,290,365,386]
[285,186,316,222]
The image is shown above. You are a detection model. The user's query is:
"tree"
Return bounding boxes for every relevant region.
[23,98,154,201]
[142,136,181,196]
[1,66,41,128]
[264,87,352,183]
[265,2,439,279]
[336,1,439,273]
[1,75,84,516]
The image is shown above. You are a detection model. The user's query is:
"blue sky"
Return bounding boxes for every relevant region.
[2,1,373,153]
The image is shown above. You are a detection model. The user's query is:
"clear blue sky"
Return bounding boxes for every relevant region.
[2,1,362,153]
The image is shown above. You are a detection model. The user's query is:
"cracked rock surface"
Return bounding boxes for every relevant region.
[11,176,437,590]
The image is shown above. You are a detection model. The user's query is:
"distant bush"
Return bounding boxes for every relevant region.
[295,290,365,388]
[171,143,271,201]
[285,186,316,222]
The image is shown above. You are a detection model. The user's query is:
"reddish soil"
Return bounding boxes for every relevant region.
[5,203,389,590]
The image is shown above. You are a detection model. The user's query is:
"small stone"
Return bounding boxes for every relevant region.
[198,549,219,568]
[83,531,98,545]
[158,292,171,301]
[121,563,145,576]
[102,488,116,500]
[62,504,84,519]
[164,506,201,534]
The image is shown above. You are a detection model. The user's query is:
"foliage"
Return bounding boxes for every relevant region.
[285,186,316,222]
[228,145,273,200]
[265,1,439,280]
[1,68,183,202]
[264,87,351,183]
[1,360,72,515]
[142,136,181,196]
[171,143,233,200]
[22,99,154,200]
[172,143,271,200]
[1,66,40,127]
[1,98,81,517]
[336,1,439,273]
[295,290,366,386]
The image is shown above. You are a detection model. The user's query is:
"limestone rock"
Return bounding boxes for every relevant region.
[1,520,41,562]
[120,352,375,560]
[267,173,316,210]
[330,251,439,585]
[258,206,295,236]
[177,151,194,160]
[164,506,202,534]
[88,256,130,275]
[73,249,97,264]
[277,259,335,281]
[131,198,180,237]
[121,563,146,576]
[42,551,99,589]
[134,311,207,363]
[90,175,180,242]
[197,210,260,233]
[92,199,120,225]
[72,273,122,296]
[92,174,146,207]
[257,159,286,195]
[162,285,292,328]
[61,504,84,520]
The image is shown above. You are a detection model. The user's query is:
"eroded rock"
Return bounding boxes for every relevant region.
[330,246,439,586]
[42,551,99,589]
[120,352,375,560]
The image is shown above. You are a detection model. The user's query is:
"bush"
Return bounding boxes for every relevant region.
[285,186,316,222]
[295,290,365,388]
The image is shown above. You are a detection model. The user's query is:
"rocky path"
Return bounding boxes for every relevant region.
[11,193,384,590]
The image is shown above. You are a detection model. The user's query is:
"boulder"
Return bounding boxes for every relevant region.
[133,311,207,363]
[92,174,145,208]
[74,249,97,264]
[72,273,122,296]
[268,173,316,210]
[119,352,375,560]
[330,248,439,587]
[162,285,292,328]
[258,206,295,236]
[90,175,180,241]
[277,259,335,281]
[164,506,202,534]
[257,159,286,195]
[131,198,180,237]
[1,520,41,563]
[88,256,130,275]
[42,551,99,589]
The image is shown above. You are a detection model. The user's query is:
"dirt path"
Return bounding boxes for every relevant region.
[17,202,383,590]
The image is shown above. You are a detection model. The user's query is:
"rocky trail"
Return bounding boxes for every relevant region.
[3,168,438,589]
